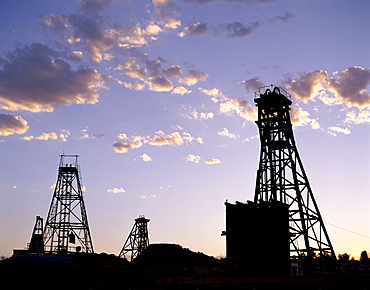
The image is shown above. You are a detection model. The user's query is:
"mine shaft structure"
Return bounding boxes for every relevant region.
[28,216,44,254]
[43,154,94,254]
[254,86,336,262]
[119,216,150,261]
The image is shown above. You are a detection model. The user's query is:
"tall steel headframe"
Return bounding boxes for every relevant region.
[43,154,94,254]
[119,216,150,261]
[254,86,336,261]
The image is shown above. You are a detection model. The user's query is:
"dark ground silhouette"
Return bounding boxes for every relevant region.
[2,244,370,289]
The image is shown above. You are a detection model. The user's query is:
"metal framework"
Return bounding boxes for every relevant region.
[43,154,94,254]
[28,216,44,254]
[254,86,336,261]
[119,216,150,261]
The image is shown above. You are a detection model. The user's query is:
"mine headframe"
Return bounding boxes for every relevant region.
[28,216,44,254]
[119,215,150,261]
[43,154,94,254]
[253,86,336,262]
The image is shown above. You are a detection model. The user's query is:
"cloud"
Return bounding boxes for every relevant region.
[149,130,184,146]
[199,87,222,98]
[22,130,70,141]
[178,11,294,39]
[218,21,261,39]
[80,0,115,13]
[121,82,145,91]
[172,86,192,95]
[242,77,265,92]
[163,65,182,78]
[200,87,257,122]
[22,132,58,141]
[179,69,208,86]
[218,127,239,138]
[80,127,104,139]
[0,43,104,112]
[345,109,370,125]
[328,126,351,136]
[287,70,328,101]
[268,11,297,24]
[187,154,201,163]
[107,187,126,193]
[181,0,275,4]
[0,114,29,136]
[290,106,320,129]
[153,0,181,29]
[178,22,208,37]
[219,96,257,122]
[141,153,152,162]
[328,67,370,108]
[113,131,203,153]
[205,158,221,164]
[43,13,116,64]
[286,67,370,108]
[113,134,144,153]
[116,58,147,80]
[147,76,174,92]
[191,109,214,120]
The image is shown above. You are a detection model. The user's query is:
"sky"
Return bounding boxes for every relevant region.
[0,0,369,260]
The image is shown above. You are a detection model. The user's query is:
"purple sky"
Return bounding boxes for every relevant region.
[1,0,369,259]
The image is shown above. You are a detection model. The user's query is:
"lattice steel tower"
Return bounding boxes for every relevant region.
[254,86,336,261]
[28,216,44,254]
[119,216,150,261]
[44,155,94,254]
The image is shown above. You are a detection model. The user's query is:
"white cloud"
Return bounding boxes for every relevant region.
[141,153,152,162]
[218,128,239,139]
[187,154,201,163]
[191,109,214,120]
[107,187,126,193]
[0,114,29,136]
[328,126,351,136]
[172,86,192,95]
[23,132,58,141]
[179,70,208,86]
[290,106,320,129]
[205,158,221,164]
[345,109,370,125]
[113,130,203,153]
[149,130,183,146]
[178,22,208,37]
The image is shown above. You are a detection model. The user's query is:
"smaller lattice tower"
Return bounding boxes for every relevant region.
[119,216,150,261]
[43,154,94,254]
[28,216,44,254]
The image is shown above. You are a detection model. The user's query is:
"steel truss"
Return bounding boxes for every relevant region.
[43,155,94,254]
[254,86,336,261]
[119,216,150,261]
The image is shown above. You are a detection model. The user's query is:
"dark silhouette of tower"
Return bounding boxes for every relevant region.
[43,154,94,254]
[28,216,44,254]
[223,86,336,274]
[253,86,336,261]
[119,216,150,261]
